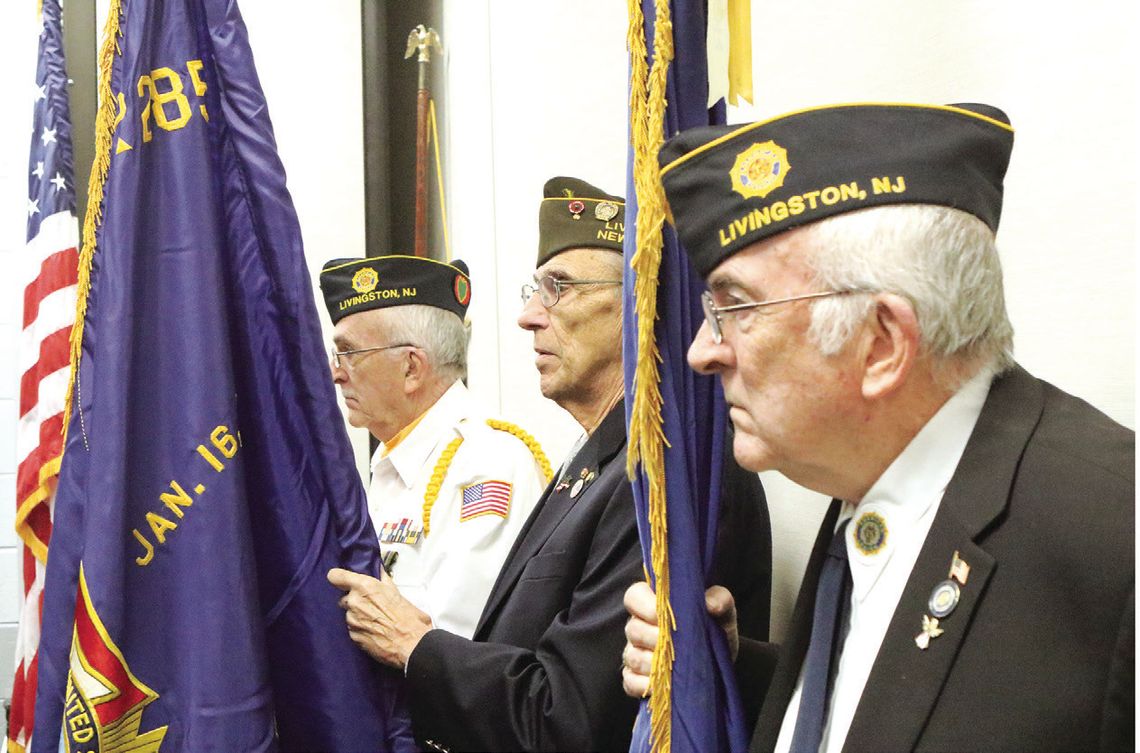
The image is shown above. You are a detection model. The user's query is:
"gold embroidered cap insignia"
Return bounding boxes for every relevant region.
[729,140,791,199]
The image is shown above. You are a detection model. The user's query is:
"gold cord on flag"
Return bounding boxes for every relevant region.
[428,99,452,261]
[626,1,676,751]
[62,0,123,444]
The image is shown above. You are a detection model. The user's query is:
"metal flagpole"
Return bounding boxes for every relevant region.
[404,24,441,258]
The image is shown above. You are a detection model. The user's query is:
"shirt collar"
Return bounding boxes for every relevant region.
[841,369,993,600]
[371,380,471,487]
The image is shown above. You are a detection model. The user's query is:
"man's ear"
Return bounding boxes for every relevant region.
[402,347,428,394]
[860,293,919,400]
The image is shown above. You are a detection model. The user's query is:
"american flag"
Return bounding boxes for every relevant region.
[460,480,513,521]
[10,0,79,749]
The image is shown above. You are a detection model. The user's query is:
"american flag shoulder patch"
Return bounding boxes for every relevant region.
[460,480,512,522]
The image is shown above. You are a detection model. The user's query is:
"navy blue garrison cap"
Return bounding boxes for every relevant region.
[658,102,1014,277]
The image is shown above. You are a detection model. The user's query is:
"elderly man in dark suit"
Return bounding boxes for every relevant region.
[622,103,1134,753]
[329,176,771,752]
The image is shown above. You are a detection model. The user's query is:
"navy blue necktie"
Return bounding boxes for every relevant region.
[789,519,852,753]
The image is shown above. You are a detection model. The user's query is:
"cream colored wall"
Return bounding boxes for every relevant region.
[442,1,631,466]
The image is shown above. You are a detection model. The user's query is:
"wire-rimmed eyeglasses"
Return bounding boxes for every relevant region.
[520,275,621,308]
[330,343,416,369]
[701,290,851,344]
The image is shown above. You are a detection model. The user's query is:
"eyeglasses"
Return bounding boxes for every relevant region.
[520,275,621,308]
[330,343,416,369]
[701,290,850,344]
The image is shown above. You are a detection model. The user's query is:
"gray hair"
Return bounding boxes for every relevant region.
[801,204,1014,386]
[375,304,468,383]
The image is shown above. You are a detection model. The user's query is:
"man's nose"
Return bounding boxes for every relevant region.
[517,292,548,331]
[687,320,733,374]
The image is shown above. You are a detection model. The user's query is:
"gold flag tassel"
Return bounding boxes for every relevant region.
[727,0,753,106]
[62,0,124,446]
[626,1,676,752]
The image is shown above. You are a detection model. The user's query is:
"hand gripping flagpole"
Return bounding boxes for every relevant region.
[405,24,442,259]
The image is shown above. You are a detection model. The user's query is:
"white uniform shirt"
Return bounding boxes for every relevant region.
[368,380,547,639]
[775,370,993,753]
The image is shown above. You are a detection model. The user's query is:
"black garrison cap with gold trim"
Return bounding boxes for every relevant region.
[537,176,625,266]
[658,103,1015,277]
[319,255,471,325]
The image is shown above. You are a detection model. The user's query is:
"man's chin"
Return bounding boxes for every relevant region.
[731,433,770,473]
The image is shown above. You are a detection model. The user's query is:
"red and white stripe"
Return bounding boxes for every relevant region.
[10,209,78,753]
[460,480,513,521]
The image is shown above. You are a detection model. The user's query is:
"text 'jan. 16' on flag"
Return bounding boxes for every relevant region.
[30,1,416,751]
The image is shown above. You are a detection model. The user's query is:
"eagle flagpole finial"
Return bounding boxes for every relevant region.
[405,24,442,64]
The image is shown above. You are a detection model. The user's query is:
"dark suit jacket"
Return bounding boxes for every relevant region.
[405,405,643,752]
[746,365,1135,753]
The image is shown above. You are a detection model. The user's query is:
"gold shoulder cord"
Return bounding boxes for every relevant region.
[420,420,553,538]
[485,419,553,484]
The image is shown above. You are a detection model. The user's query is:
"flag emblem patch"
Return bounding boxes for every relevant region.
[460,480,512,522]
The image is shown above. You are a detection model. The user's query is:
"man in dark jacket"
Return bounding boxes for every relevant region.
[331,176,771,751]
[622,103,1133,752]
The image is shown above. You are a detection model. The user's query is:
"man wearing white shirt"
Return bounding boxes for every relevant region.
[320,255,548,638]
[621,103,1133,752]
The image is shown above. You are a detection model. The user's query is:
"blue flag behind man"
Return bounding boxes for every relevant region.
[31,1,413,750]
[624,1,749,752]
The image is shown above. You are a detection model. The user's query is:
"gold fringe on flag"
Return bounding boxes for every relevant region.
[626,1,676,751]
[61,0,123,443]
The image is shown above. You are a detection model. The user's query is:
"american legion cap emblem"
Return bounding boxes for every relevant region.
[351,266,379,294]
[730,140,791,199]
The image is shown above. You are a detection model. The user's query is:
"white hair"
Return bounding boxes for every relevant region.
[800,205,1015,385]
[375,304,468,383]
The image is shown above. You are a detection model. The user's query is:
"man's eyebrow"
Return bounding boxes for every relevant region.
[538,265,573,281]
[708,274,764,301]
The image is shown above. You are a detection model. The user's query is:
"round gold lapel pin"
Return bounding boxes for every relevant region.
[853,511,888,555]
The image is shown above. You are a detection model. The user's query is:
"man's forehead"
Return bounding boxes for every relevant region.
[333,307,389,342]
[706,228,809,289]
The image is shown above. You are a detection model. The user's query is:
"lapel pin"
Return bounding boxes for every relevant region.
[853,511,888,555]
[950,550,971,585]
[928,580,960,619]
[568,200,585,220]
[570,467,595,498]
[915,614,944,650]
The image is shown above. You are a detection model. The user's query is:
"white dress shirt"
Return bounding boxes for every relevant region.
[368,380,547,639]
[775,370,993,753]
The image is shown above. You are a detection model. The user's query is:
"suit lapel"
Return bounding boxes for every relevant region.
[842,366,1046,752]
[751,502,841,752]
[474,404,627,638]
